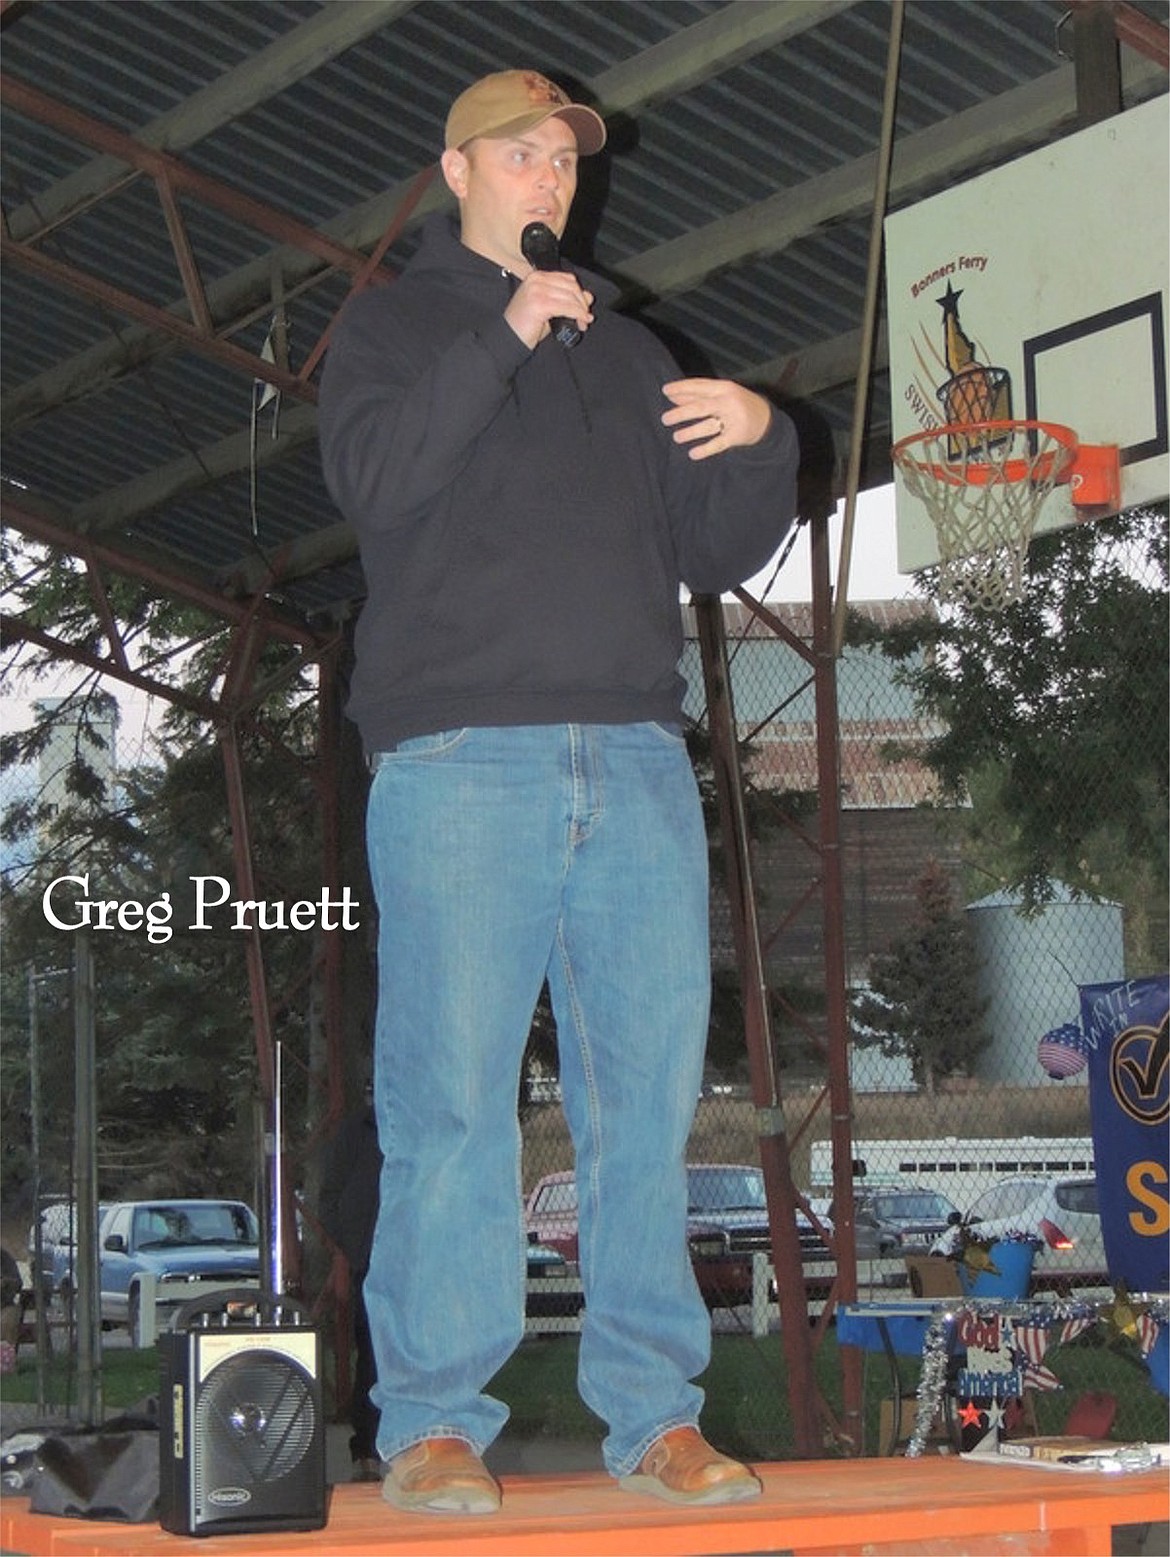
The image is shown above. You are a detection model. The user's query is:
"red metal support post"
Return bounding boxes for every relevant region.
[694,593,823,1459]
[810,511,864,1451]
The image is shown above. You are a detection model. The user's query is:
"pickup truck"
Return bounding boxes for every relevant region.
[99,1198,261,1343]
[525,1163,832,1308]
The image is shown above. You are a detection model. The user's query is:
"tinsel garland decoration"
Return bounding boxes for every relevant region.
[906,1309,953,1458]
[903,1291,1169,1458]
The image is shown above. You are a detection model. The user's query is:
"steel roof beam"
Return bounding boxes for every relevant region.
[2,0,858,431]
[58,54,1158,564]
[7,39,1163,437]
[620,54,1164,298]
[2,0,418,246]
[218,315,891,601]
[3,498,324,649]
[71,318,887,543]
[1,229,319,406]
[0,73,385,281]
[589,0,858,115]
[73,404,321,533]
[2,609,219,721]
[1081,0,1170,70]
[7,22,1163,608]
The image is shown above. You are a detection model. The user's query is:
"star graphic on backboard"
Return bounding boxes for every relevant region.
[958,1399,984,1429]
[936,279,964,318]
[985,1399,1007,1430]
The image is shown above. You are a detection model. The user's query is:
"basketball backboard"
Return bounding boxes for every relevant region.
[886,93,1168,576]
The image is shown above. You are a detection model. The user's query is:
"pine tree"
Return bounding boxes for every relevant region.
[852,860,990,1093]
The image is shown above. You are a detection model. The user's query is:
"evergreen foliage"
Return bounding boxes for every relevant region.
[852,859,991,1091]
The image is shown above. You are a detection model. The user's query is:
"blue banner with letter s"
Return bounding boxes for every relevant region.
[1079,975,1169,1293]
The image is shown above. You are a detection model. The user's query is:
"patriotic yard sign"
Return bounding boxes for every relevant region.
[1078,975,1169,1295]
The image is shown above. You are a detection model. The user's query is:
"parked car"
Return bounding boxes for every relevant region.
[932,1175,1108,1290]
[26,1198,81,1299]
[687,1163,833,1305]
[829,1184,960,1260]
[526,1164,828,1309]
[48,1204,112,1316]
[524,1239,584,1320]
[525,1171,580,1261]
[99,1199,261,1343]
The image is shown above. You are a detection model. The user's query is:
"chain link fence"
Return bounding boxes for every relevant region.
[516,506,1168,1457]
[3,507,1166,1457]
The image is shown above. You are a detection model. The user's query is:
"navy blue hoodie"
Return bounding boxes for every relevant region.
[318,213,799,754]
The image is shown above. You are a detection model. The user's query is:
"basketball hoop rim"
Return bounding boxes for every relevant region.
[892,419,1080,489]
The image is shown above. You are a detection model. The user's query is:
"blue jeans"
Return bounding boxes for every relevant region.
[363,723,711,1476]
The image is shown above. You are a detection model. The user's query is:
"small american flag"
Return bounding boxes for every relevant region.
[1060,1314,1095,1348]
[1037,1021,1090,1080]
[1013,1321,1062,1392]
[1136,1312,1161,1360]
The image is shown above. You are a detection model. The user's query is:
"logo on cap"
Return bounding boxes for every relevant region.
[522,72,569,108]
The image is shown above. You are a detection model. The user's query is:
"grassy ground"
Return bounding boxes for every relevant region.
[6,1324,1161,1463]
[1,1346,161,1421]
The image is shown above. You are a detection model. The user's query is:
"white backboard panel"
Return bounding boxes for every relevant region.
[886,94,1168,574]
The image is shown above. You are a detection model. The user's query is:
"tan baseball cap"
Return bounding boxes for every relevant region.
[445,70,606,156]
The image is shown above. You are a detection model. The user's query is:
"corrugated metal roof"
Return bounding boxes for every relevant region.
[2,0,1166,628]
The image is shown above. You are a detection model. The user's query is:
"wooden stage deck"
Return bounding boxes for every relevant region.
[3,1456,1167,1557]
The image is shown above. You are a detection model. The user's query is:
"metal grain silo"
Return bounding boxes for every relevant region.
[966,884,1124,1085]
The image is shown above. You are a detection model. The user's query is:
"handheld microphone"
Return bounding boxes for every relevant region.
[519,222,581,348]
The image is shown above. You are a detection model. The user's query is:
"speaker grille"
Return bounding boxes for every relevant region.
[195,1353,318,1486]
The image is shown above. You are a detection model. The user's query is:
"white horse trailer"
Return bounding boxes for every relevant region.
[809,1136,1096,1214]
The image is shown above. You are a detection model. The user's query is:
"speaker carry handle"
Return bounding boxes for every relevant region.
[169,1286,314,1332]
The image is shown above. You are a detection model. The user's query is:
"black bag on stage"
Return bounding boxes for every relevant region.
[28,1414,159,1524]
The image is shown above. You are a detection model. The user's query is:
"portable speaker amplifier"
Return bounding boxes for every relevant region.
[159,1292,326,1536]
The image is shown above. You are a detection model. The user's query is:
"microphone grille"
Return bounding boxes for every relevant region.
[520,221,559,269]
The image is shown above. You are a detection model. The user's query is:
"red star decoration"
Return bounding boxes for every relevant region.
[958,1399,984,1429]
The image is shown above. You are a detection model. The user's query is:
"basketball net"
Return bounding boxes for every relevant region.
[892,420,1078,612]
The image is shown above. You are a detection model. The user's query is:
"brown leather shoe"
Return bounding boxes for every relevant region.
[382,1437,501,1514]
[618,1426,762,1505]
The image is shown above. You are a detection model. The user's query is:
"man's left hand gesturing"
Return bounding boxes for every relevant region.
[661,379,773,460]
